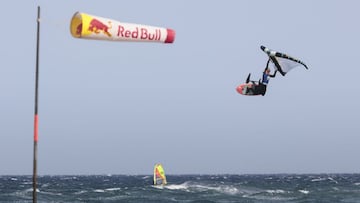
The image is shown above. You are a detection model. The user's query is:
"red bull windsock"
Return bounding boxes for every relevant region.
[70,12,175,43]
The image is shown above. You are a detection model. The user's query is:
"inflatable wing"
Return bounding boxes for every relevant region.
[70,12,175,43]
[261,46,308,76]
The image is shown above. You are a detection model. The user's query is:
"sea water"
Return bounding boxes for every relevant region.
[1,174,360,202]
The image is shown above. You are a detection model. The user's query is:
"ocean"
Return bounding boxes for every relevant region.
[1,174,360,202]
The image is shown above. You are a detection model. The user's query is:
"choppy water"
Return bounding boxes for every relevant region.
[1,174,360,202]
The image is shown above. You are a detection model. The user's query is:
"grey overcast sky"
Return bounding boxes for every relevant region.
[1,0,359,175]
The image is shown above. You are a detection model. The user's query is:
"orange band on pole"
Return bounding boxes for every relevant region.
[34,115,39,142]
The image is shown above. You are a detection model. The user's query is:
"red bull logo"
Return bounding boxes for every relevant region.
[117,25,162,41]
[88,18,112,37]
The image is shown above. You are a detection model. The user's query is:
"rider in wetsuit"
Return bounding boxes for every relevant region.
[246,59,277,96]
[259,65,277,96]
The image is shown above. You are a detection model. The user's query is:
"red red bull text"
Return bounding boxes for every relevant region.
[117,25,162,41]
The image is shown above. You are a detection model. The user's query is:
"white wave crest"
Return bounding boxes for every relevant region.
[153,182,239,195]
[165,183,189,190]
[266,189,286,194]
[74,190,87,195]
[299,189,309,194]
[39,190,63,196]
[311,177,326,182]
[194,184,239,195]
[25,188,40,193]
[105,187,121,191]
[142,176,150,179]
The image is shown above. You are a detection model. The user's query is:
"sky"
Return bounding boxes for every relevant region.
[1,0,360,175]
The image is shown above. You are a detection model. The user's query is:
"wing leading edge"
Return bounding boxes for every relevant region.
[261,45,308,76]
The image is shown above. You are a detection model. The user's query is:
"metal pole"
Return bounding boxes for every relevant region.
[33,6,40,203]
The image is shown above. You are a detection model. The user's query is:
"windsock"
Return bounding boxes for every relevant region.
[70,12,175,43]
